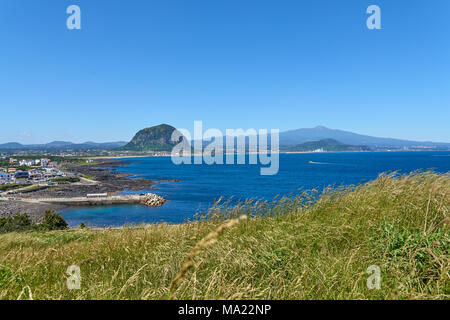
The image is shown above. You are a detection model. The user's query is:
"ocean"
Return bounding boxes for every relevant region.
[60,151,450,227]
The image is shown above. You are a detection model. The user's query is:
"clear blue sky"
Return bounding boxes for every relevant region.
[1,0,449,143]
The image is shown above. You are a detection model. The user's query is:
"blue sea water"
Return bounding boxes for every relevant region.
[61,152,450,227]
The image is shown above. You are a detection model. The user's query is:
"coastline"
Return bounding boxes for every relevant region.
[1,171,447,299]
[88,155,168,159]
[0,159,170,222]
[92,149,450,160]
[1,151,448,223]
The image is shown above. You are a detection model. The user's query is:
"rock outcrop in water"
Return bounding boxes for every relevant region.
[140,193,166,206]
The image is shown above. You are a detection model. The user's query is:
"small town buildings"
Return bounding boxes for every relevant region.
[0,156,64,184]
[0,172,15,184]
[42,167,56,173]
[43,172,53,179]
[14,171,29,180]
[28,169,44,181]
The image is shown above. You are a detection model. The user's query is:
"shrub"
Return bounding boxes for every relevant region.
[0,214,33,233]
[12,214,32,227]
[0,183,32,192]
[0,211,68,234]
[42,210,68,231]
[0,217,8,228]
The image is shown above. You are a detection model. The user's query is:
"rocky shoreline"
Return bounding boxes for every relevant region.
[0,159,169,222]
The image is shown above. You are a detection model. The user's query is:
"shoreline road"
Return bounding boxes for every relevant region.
[74,176,99,185]
[1,184,40,198]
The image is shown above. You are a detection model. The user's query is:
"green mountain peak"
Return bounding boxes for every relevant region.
[121,124,181,152]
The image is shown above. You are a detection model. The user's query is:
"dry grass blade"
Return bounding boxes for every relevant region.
[169,215,247,299]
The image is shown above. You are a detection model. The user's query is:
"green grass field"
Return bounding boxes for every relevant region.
[0,183,32,192]
[0,171,448,300]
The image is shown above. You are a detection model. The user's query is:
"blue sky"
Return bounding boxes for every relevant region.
[0,0,449,143]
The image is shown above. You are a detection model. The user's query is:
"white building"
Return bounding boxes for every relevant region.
[18,159,41,167]
[19,159,33,167]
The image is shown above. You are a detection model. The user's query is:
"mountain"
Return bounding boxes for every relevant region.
[45,141,74,148]
[280,139,370,152]
[81,141,128,149]
[120,124,183,152]
[0,141,127,151]
[196,126,449,151]
[1,125,448,152]
[0,142,24,149]
[280,126,450,149]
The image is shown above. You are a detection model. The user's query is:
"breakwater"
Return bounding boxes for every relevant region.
[22,193,166,207]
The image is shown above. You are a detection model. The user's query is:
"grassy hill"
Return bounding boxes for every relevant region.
[281,138,371,152]
[0,171,448,300]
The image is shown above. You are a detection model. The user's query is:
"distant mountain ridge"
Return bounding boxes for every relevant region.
[280,126,450,148]
[0,141,127,151]
[1,125,449,152]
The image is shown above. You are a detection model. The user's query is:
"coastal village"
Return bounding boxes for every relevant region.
[0,156,65,186]
[0,154,166,224]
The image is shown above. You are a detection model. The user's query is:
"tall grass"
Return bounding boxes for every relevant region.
[0,171,448,300]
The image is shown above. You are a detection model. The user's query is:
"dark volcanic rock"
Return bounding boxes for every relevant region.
[0,200,62,223]
[0,159,168,222]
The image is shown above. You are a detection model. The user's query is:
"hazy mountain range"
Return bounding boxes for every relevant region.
[0,141,128,151]
[279,126,450,148]
[1,125,449,151]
